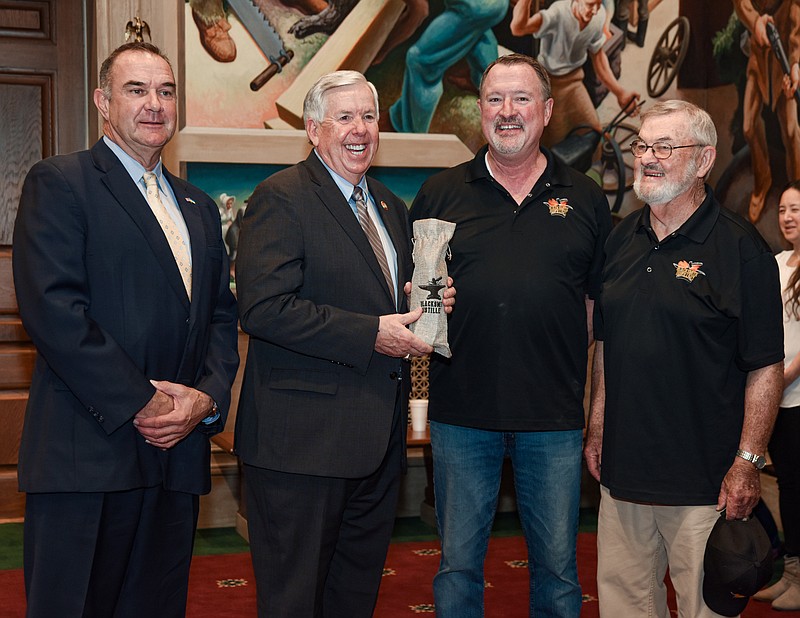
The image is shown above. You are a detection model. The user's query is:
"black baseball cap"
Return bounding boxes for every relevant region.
[703,513,773,616]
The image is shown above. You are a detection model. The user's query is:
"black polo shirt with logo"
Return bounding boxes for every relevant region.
[596,186,783,505]
[410,145,612,431]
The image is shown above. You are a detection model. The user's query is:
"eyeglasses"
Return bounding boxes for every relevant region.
[629,139,704,159]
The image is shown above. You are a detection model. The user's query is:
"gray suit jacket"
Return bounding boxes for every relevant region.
[235,152,412,478]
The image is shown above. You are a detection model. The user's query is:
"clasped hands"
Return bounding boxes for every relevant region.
[374,278,456,358]
[133,380,214,450]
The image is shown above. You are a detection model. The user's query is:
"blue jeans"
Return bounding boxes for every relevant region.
[388,0,507,133]
[430,421,583,618]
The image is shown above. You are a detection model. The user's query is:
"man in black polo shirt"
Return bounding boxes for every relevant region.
[410,53,611,617]
[584,99,784,617]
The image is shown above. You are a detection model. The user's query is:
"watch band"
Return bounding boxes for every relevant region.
[735,449,766,469]
[202,400,220,425]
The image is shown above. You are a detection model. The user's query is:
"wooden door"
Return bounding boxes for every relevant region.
[0,0,88,520]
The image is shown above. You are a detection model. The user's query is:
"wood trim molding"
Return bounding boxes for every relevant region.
[0,70,54,159]
[165,126,473,169]
[0,1,52,41]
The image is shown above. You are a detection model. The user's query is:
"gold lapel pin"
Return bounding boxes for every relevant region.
[380,200,388,210]
[185,197,196,204]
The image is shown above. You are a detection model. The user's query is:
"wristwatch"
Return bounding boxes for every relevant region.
[202,400,220,425]
[735,449,767,469]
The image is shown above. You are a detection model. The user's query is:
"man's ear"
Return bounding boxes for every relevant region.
[93,88,110,121]
[306,118,320,147]
[697,146,717,179]
[543,97,554,127]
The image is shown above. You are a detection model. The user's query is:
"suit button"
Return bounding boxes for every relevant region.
[389,371,399,380]
[97,415,104,423]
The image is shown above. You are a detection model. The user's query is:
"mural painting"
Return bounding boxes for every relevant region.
[180,0,800,249]
[711,0,800,251]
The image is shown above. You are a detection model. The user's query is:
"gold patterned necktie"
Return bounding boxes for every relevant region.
[352,186,395,306]
[143,172,192,300]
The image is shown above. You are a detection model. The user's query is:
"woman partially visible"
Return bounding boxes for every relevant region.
[755,180,800,610]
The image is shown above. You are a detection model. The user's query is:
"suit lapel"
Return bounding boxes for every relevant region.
[304,154,396,307]
[92,141,190,310]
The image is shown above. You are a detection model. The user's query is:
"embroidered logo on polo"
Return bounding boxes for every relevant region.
[673,260,706,282]
[544,197,573,218]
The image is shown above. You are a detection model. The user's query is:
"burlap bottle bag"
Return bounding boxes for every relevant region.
[409,218,456,358]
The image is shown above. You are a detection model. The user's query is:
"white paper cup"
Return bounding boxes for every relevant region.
[409,399,428,432]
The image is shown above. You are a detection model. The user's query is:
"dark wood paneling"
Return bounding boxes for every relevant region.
[0,75,49,244]
[0,246,32,519]
[0,0,88,522]
[0,0,87,159]
[0,1,52,40]
[0,0,87,250]
[0,316,27,341]
[0,247,16,314]
[0,466,24,520]
[0,344,35,389]
[0,391,26,465]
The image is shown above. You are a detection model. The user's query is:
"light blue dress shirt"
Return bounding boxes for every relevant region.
[314,150,399,307]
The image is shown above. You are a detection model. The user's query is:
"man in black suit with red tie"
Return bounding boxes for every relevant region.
[12,42,239,617]
[235,70,454,617]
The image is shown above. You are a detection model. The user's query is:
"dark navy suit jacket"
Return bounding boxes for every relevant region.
[13,139,239,495]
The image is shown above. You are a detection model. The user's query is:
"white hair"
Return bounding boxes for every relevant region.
[303,70,380,124]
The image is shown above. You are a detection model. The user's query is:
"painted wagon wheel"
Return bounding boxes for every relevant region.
[608,122,638,193]
[587,122,639,213]
[598,136,626,213]
[647,17,690,98]
[604,122,639,212]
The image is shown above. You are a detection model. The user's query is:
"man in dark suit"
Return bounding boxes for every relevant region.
[235,70,454,617]
[12,42,239,617]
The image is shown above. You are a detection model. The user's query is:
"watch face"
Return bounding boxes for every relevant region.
[755,456,766,469]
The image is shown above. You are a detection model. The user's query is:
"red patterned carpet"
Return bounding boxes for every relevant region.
[1,534,797,616]
[187,534,799,617]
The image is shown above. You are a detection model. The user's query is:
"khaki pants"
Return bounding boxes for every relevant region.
[597,486,732,618]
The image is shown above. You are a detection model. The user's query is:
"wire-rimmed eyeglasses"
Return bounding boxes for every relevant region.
[629,139,704,159]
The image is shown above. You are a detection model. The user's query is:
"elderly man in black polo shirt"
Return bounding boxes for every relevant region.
[410,53,611,617]
[584,99,784,617]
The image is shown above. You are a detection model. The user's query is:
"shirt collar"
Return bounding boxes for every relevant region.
[103,136,165,188]
[313,148,367,201]
[636,184,720,244]
[465,145,574,189]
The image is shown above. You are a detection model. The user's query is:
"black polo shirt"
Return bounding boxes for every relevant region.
[596,187,783,505]
[410,146,612,431]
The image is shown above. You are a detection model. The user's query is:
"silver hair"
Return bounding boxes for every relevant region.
[303,70,380,125]
[640,99,718,148]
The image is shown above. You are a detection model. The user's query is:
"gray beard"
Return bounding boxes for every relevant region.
[488,132,525,156]
[634,159,700,205]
